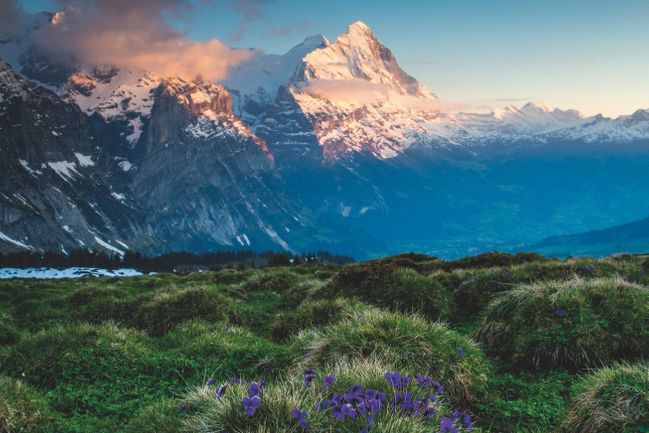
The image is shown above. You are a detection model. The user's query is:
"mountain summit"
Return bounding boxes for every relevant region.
[296,21,434,99]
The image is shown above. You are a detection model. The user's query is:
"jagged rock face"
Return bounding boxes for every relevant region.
[162,77,233,118]
[61,68,160,151]
[254,86,324,166]
[131,82,303,252]
[0,60,159,254]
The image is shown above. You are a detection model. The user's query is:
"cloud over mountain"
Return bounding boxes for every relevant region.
[7,0,252,80]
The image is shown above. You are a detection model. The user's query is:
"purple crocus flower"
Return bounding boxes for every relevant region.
[555,308,566,318]
[206,378,215,386]
[323,374,336,389]
[384,371,410,389]
[439,416,459,433]
[317,398,331,411]
[242,395,261,416]
[432,381,444,396]
[456,347,463,359]
[304,368,316,387]
[291,408,308,431]
[415,373,432,388]
[215,384,227,401]
[461,412,474,431]
[248,382,263,397]
[331,404,346,421]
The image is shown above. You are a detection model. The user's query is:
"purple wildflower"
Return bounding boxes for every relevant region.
[461,412,474,431]
[415,373,432,388]
[456,347,463,359]
[291,408,308,431]
[242,395,261,416]
[555,308,566,318]
[304,368,316,387]
[439,416,459,433]
[248,381,263,397]
[323,374,336,389]
[384,371,410,389]
[215,384,227,401]
[206,378,215,386]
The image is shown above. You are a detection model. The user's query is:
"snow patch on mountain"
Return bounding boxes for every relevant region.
[0,267,143,279]
[0,231,33,250]
[18,159,42,176]
[94,236,125,256]
[47,161,80,181]
[222,34,329,116]
[62,68,159,145]
[74,152,94,167]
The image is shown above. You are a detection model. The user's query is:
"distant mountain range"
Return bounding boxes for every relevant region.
[528,216,649,258]
[1,14,648,258]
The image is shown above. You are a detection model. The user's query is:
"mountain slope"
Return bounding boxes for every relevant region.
[528,216,649,257]
[0,60,159,254]
[130,77,306,252]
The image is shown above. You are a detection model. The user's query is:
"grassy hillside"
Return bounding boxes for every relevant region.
[1,252,649,432]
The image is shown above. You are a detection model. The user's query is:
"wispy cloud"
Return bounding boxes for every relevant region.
[302,79,467,112]
[264,20,318,39]
[7,0,252,80]
[215,0,270,42]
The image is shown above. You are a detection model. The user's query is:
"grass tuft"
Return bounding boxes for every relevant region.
[0,376,57,433]
[290,307,490,405]
[138,286,233,336]
[561,362,649,433]
[322,266,452,320]
[271,298,367,342]
[475,276,649,370]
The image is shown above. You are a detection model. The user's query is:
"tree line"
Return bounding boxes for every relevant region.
[0,249,355,272]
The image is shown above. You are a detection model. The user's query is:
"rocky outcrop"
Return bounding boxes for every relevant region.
[129,76,308,252]
[0,60,159,254]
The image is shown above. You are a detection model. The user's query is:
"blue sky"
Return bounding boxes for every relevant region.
[19,0,649,116]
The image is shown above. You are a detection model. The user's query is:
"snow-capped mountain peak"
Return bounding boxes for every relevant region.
[288,34,330,56]
[470,101,585,136]
[297,21,433,99]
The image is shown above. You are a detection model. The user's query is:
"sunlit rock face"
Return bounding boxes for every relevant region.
[130,74,305,253]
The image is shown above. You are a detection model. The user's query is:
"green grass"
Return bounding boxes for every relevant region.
[270,297,368,342]
[1,254,649,432]
[288,307,491,405]
[0,376,58,433]
[137,286,234,336]
[561,363,649,433]
[474,370,573,432]
[475,276,649,371]
[321,265,452,320]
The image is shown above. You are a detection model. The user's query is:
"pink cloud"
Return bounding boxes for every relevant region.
[29,0,252,80]
[301,79,467,112]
